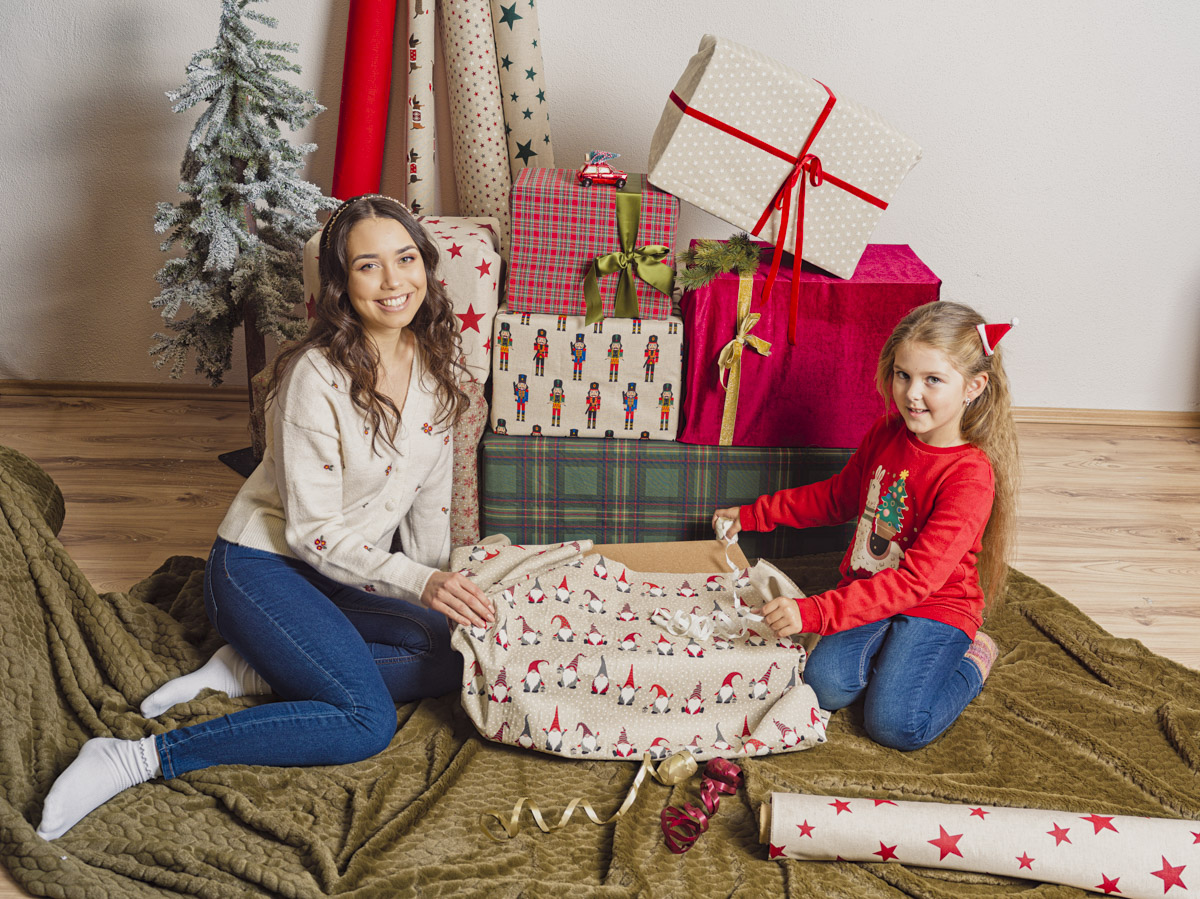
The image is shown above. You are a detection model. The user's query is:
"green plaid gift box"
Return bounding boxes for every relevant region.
[508,168,679,320]
[479,433,855,558]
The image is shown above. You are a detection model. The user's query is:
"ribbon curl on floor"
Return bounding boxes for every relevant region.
[480,750,698,841]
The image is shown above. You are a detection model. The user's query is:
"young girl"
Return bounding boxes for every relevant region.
[37,195,493,840]
[713,300,1018,751]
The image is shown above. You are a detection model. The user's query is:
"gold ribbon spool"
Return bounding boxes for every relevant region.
[716,274,772,445]
[479,749,699,842]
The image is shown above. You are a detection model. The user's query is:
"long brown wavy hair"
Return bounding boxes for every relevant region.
[875,301,1020,611]
[268,196,469,453]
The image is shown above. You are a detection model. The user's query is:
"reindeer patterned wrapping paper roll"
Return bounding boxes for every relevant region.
[438,0,512,250]
[489,0,554,177]
[405,0,438,215]
[449,536,829,761]
[764,793,1200,899]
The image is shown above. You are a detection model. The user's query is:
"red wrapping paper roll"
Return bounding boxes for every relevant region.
[331,0,397,199]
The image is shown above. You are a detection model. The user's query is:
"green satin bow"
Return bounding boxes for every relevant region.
[582,180,675,325]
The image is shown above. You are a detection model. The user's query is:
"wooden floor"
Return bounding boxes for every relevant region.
[1,393,1198,896]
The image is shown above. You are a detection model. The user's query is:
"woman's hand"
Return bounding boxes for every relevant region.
[761,595,805,639]
[421,571,494,628]
[711,507,742,540]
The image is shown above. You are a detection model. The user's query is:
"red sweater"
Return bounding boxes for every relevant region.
[739,414,994,638]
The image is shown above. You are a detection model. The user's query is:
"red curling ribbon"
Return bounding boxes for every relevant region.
[668,87,889,344]
[660,758,744,854]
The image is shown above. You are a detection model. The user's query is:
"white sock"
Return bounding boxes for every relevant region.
[37,735,161,840]
[140,643,271,718]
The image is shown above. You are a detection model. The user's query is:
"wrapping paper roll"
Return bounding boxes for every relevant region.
[763,792,1199,898]
[450,378,488,547]
[489,0,554,177]
[332,0,398,198]
[405,0,438,215]
[437,0,512,249]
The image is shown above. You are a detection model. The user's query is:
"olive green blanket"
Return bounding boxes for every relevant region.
[3,443,1199,898]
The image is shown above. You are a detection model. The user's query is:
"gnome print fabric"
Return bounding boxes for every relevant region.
[449,536,829,760]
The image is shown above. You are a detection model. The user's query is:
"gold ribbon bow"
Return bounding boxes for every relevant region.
[480,750,699,842]
[716,274,772,445]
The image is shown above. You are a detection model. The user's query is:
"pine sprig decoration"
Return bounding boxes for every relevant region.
[675,233,762,291]
[150,0,338,386]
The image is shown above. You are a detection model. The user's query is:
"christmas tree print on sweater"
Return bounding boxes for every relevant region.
[850,465,908,574]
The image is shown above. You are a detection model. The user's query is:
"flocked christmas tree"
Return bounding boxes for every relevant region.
[150,0,338,388]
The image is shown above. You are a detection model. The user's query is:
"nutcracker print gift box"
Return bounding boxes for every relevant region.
[489,307,683,440]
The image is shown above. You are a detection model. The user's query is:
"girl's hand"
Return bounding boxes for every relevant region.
[761,595,805,639]
[712,507,742,540]
[421,571,494,628]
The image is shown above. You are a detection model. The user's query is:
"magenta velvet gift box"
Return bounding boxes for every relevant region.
[677,243,940,448]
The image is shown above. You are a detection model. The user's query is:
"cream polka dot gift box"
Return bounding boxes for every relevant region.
[648,35,922,281]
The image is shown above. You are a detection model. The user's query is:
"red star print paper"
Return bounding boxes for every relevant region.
[765,793,1199,898]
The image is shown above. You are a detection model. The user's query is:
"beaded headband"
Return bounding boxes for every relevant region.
[319,194,412,253]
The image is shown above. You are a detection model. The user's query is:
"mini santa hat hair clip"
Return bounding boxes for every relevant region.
[976,318,1018,356]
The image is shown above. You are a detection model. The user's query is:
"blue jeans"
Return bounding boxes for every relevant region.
[803,615,982,751]
[156,538,462,780]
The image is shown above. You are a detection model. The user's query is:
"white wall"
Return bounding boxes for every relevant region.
[2,1,1198,411]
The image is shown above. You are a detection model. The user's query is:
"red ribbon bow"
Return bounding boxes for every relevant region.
[669,84,888,344]
[660,758,744,854]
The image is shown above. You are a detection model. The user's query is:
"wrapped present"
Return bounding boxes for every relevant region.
[508,168,679,322]
[478,432,855,558]
[302,215,501,383]
[449,537,828,761]
[677,243,939,449]
[489,307,683,440]
[648,35,922,342]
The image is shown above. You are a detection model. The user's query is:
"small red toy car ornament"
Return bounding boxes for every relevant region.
[577,150,627,188]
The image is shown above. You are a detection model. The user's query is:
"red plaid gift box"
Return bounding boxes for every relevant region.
[677,243,940,449]
[508,168,679,321]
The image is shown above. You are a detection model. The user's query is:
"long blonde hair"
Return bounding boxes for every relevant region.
[875,301,1020,611]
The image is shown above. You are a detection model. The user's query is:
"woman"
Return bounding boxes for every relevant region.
[38,195,493,840]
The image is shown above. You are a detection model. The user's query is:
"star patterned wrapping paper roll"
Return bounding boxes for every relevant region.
[648,35,921,280]
[438,0,512,249]
[405,0,438,216]
[489,0,554,177]
[763,792,1199,898]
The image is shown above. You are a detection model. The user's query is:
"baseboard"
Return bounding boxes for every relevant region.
[1011,407,1200,428]
[3,380,1198,428]
[0,380,249,402]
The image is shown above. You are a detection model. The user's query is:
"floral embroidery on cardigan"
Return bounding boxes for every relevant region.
[314,537,327,551]
[422,422,434,435]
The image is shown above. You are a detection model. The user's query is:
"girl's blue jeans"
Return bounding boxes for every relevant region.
[156,537,462,779]
[803,615,983,751]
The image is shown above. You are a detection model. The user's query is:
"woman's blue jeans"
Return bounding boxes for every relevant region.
[803,615,983,751]
[156,538,462,780]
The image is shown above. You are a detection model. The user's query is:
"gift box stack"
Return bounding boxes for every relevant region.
[470,33,944,559]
